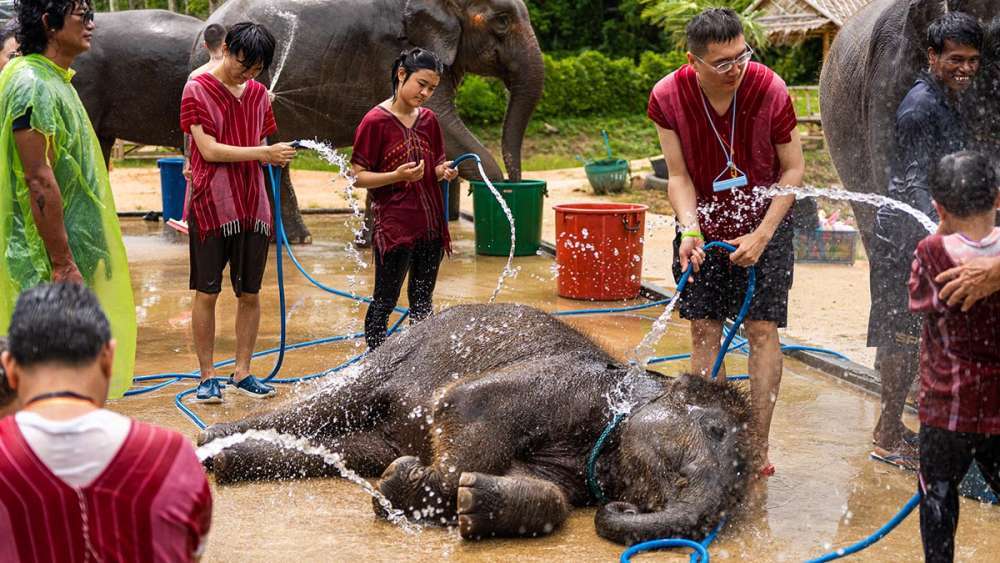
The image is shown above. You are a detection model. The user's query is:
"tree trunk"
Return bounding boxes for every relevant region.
[167,0,176,12]
[108,0,117,11]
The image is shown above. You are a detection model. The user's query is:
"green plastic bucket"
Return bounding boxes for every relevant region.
[470,179,547,256]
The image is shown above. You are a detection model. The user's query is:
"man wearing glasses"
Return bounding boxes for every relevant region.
[867,12,984,472]
[647,8,804,477]
[0,0,136,399]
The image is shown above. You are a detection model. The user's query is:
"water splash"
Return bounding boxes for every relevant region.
[197,429,420,534]
[267,10,299,93]
[295,139,369,273]
[610,183,937,415]
[762,185,937,234]
[473,160,518,303]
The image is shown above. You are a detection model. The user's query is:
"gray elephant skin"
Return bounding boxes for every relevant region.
[820,0,996,254]
[70,3,541,241]
[198,304,753,544]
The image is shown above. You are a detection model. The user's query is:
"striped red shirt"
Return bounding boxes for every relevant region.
[647,62,798,240]
[909,234,1000,434]
[0,416,213,562]
[350,106,451,256]
[180,73,277,240]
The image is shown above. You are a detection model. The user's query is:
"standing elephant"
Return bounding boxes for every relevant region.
[820,0,996,252]
[198,304,753,545]
[198,0,544,183]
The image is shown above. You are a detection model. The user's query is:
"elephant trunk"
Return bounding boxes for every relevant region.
[594,495,718,546]
[500,33,544,182]
[430,74,505,181]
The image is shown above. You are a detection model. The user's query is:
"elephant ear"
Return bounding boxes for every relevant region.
[403,0,461,68]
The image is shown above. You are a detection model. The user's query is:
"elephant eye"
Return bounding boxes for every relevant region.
[493,12,511,32]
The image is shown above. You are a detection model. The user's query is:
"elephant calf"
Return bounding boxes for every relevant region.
[199,304,753,544]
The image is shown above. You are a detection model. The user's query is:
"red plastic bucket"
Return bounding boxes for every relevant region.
[554,202,648,300]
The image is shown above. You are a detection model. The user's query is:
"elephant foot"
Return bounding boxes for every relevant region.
[211,439,340,485]
[374,456,452,525]
[197,422,237,447]
[457,472,569,540]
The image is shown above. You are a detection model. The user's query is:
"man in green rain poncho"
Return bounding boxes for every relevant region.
[0,0,135,399]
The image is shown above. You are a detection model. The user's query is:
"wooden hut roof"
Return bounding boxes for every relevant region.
[747,0,873,41]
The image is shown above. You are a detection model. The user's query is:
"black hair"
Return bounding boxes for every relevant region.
[7,282,111,368]
[203,22,226,52]
[927,11,983,54]
[1,19,17,45]
[391,47,443,97]
[14,0,90,56]
[0,337,13,411]
[225,21,275,71]
[930,150,998,218]
[685,8,744,57]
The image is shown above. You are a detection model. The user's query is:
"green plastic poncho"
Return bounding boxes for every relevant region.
[0,54,135,399]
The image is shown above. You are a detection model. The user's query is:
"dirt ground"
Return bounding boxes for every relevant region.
[108,162,877,368]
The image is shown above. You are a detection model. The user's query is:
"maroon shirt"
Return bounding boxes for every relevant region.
[180,73,277,240]
[647,62,798,240]
[0,417,213,562]
[351,106,451,256]
[909,234,1000,434]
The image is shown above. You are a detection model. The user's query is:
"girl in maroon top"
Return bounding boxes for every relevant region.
[351,48,458,349]
[908,151,1000,562]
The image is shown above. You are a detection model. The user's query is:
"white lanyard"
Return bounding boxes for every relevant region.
[700,89,747,192]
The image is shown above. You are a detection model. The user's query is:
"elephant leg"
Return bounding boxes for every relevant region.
[456,472,571,539]
[265,165,312,244]
[374,425,515,524]
[197,384,385,446]
[212,431,397,484]
[354,192,373,248]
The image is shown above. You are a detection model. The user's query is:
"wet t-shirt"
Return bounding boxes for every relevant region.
[351,106,450,256]
[648,62,797,240]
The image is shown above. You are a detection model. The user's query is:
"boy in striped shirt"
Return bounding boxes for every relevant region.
[180,22,295,403]
[908,151,1000,562]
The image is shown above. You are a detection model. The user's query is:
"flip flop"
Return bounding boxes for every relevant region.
[870,446,919,471]
[760,463,775,477]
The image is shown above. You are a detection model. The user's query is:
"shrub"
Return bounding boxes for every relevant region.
[455,75,508,124]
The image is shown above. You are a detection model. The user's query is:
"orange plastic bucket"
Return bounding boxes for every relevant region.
[554,202,648,300]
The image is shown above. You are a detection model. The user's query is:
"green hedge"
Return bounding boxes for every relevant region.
[456,49,687,125]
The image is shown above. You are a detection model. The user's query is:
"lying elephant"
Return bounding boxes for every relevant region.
[199,304,752,544]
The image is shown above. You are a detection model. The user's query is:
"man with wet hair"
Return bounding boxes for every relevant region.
[181,22,295,403]
[0,19,17,70]
[0,283,212,560]
[868,11,984,470]
[0,0,136,398]
[647,7,805,476]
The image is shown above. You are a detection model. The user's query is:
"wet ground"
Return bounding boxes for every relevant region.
[111,216,999,562]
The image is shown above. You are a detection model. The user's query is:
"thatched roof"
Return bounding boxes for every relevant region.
[747,0,873,42]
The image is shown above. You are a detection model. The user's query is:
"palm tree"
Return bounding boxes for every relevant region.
[639,0,769,50]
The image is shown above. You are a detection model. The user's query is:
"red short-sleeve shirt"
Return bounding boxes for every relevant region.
[351,106,450,256]
[648,62,797,240]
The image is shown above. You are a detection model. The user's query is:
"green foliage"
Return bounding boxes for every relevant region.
[525,0,670,60]
[639,0,767,50]
[458,49,688,124]
[757,38,824,85]
[455,75,508,125]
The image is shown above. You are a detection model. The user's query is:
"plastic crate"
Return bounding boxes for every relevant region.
[793,229,857,265]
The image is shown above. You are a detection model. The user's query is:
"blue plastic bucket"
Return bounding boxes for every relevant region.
[157,157,186,222]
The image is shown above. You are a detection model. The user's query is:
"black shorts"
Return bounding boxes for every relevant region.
[189,217,270,296]
[866,230,922,348]
[671,222,794,327]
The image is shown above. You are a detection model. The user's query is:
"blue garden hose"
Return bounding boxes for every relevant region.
[806,492,921,562]
[441,152,484,223]
[621,539,709,563]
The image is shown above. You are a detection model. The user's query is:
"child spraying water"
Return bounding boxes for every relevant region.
[350,48,458,349]
[908,150,1000,563]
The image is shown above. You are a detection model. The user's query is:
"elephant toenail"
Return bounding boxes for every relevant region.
[459,472,477,487]
[457,488,473,512]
